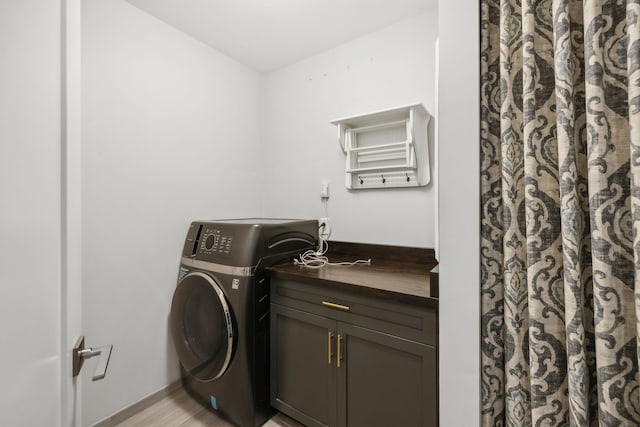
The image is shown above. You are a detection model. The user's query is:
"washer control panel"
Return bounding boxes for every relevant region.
[199,227,234,256]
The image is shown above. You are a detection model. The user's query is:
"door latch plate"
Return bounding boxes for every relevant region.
[72,335,85,377]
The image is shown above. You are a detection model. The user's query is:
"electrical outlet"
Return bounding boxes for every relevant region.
[319,217,331,240]
[320,181,330,199]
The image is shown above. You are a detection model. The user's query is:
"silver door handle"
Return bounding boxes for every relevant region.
[72,336,113,381]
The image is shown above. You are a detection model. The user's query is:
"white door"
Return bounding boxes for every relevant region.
[0,1,82,426]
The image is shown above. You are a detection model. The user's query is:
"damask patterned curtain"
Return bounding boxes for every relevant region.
[480,0,640,425]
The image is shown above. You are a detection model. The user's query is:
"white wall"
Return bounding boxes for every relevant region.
[81,1,264,424]
[0,1,63,426]
[262,11,438,247]
[82,3,480,426]
[438,1,480,425]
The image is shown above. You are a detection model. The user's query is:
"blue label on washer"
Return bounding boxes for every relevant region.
[178,267,189,281]
[210,395,218,410]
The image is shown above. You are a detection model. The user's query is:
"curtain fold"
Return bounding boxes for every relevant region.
[480,0,640,425]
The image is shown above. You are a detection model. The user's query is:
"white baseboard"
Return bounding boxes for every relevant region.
[92,380,182,427]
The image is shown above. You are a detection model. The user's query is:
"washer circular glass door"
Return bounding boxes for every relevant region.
[170,271,235,382]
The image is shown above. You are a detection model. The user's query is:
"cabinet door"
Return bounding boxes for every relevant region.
[337,323,437,427]
[270,303,337,427]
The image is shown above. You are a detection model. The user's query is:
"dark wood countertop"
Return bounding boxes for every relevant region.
[266,241,439,308]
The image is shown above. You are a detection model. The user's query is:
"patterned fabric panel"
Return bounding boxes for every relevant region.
[480,0,640,425]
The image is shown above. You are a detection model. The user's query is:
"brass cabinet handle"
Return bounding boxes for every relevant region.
[337,334,343,368]
[328,331,333,364]
[322,301,350,311]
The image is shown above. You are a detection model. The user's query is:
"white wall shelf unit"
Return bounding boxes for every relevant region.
[331,103,430,190]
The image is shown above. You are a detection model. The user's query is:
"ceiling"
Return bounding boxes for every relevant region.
[126,0,436,73]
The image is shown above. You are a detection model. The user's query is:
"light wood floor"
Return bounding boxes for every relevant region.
[114,386,304,427]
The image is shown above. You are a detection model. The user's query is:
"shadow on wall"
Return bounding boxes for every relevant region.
[166,315,180,382]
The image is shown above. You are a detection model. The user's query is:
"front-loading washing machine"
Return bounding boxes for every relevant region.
[170,218,317,427]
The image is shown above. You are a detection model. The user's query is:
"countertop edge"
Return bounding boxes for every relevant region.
[266,264,439,309]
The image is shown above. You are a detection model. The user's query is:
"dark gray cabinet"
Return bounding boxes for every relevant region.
[270,279,438,427]
[271,304,336,427]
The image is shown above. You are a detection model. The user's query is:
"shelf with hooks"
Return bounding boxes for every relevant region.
[331,103,430,190]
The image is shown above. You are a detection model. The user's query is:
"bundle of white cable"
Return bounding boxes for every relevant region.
[294,221,371,269]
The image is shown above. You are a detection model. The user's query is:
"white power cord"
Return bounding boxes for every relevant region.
[294,219,371,269]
